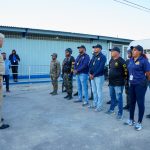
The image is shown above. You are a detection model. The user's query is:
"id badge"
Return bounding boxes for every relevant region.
[130,75,133,81]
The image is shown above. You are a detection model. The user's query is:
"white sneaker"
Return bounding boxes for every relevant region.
[135,123,142,131]
[124,119,135,126]
[88,105,96,109]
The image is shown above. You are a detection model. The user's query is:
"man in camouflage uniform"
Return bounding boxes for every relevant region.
[62,48,75,100]
[0,33,9,130]
[50,53,61,95]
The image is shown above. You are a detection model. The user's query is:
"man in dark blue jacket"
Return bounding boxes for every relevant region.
[74,45,90,106]
[89,44,106,111]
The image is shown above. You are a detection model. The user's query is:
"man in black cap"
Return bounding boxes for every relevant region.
[106,47,128,120]
[74,45,90,106]
[89,44,106,111]
[50,53,61,95]
[62,48,75,100]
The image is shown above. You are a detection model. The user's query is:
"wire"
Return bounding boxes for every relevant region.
[113,0,150,13]
[122,0,150,11]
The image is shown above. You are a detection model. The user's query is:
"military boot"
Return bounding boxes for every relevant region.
[50,91,54,95]
[64,95,69,99]
[52,91,58,96]
[67,94,73,100]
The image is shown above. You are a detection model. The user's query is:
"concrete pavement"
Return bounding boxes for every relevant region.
[0,82,150,150]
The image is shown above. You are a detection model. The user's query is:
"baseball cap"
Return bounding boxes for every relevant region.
[92,44,102,49]
[109,47,120,53]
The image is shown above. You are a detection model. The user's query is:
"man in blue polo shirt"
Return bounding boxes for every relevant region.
[124,45,150,131]
[88,44,106,112]
[74,45,90,106]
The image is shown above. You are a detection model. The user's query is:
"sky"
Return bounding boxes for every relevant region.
[0,0,150,40]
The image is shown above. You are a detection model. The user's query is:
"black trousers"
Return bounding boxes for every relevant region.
[11,66,18,80]
[3,75,9,91]
[129,83,147,123]
[125,84,130,107]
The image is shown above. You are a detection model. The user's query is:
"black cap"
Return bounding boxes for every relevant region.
[92,44,102,49]
[77,45,86,50]
[1,52,6,54]
[109,47,120,53]
[127,49,132,54]
[51,53,57,57]
[130,46,134,50]
[65,48,72,54]
[127,46,134,54]
[134,45,144,53]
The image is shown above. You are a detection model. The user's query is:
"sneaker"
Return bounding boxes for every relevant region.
[95,107,103,112]
[135,123,142,131]
[146,114,150,118]
[116,115,123,120]
[88,105,96,109]
[0,124,10,130]
[124,119,135,126]
[74,100,82,103]
[82,102,89,107]
[106,110,115,115]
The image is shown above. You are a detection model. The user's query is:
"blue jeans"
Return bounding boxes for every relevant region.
[109,86,124,116]
[76,74,88,103]
[91,75,104,109]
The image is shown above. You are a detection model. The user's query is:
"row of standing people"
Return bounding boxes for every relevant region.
[50,44,150,131]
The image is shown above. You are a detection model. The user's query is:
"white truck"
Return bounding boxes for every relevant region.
[128,39,150,61]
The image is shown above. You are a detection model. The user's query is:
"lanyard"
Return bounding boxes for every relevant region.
[77,54,84,66]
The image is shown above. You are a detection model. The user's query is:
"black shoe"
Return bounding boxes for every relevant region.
[73,92,78,96]
[146,114,150,118]
[64,95,69,99]
[52,92,58,96]
[14,79,18,82]
[49,91,54,94]
[67,96,73,100]
[123,105,129,110]
[89,97,93,100]
[0,124,10,130]
[74,100,82,103]
[1,118,4,122]
[106,100,111,104]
